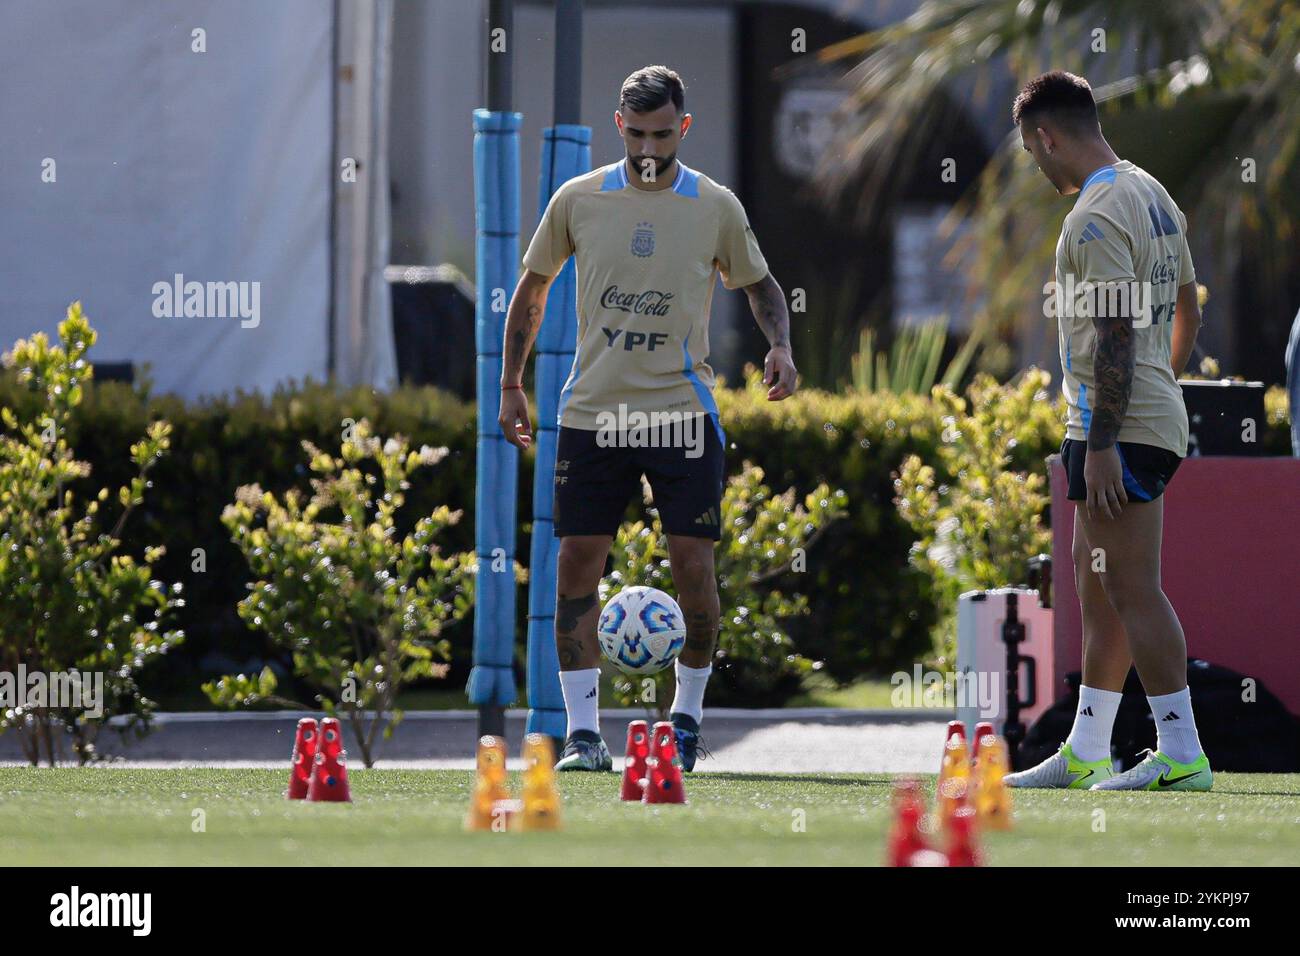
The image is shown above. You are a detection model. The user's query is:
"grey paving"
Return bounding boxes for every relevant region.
[0,708,951,774]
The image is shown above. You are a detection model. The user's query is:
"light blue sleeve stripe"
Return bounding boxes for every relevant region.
[672,163,700,198]
[555,354,579,423]
[681,328,724,444]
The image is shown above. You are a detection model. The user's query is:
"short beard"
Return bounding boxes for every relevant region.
[629,151,675,182]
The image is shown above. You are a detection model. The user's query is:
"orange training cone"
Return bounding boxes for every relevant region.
[973,733,1014,830]
[972,721,995,761]
[465,735,510,831]
[939,720,966,775]
[937,724,971,787]
[520,734,562,831]
[937,733,971,827]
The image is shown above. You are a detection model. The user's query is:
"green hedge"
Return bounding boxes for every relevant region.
[1,367,1289,705]
[0,374,480,705]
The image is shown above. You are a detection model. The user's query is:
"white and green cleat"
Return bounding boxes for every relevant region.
[1003,743,1114,789]
[554,730,613,772]
[1089,749,1212,791]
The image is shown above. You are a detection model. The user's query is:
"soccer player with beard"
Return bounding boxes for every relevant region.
[1004,71,1211,791]
[498,65,797,771]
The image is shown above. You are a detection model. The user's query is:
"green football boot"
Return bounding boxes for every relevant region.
[1003,743,1114,789]
[1089,749,1213,791]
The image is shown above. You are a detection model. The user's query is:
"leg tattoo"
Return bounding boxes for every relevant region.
[556,591,598,669]
[683,608,718,659]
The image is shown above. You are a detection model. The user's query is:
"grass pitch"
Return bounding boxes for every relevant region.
[1,767,1297,866]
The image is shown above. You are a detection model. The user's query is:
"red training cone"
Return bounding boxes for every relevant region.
[286,717,318,800]
[642,721,687,805]
[972,721,995,759]
[621,720,651,801]
[945,805,982,867]
[306,716,352,803]
[887,778,930,867]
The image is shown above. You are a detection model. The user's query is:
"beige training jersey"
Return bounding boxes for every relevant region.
[522,160,769,431]
[1054,160,1195,456]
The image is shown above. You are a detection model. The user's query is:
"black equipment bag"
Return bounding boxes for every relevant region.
[1019,658,1300,772]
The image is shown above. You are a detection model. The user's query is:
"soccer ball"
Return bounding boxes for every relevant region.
[597,586,686,676]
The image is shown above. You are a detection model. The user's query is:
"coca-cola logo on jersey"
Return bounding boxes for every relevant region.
[600,285,674,316]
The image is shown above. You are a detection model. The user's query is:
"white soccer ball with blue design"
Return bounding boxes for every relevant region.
[597,586,687,676]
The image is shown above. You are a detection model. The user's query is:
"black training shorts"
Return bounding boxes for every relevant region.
[553,414,725,540]
[1061,437,1182,502]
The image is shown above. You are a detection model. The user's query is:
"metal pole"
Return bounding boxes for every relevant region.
[554,0,582,125]
[1002,592,1027,768]
[487,0,512,113]
[478,0,514,742]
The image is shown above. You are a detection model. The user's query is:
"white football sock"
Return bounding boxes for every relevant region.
[670,661,712,723]
[559,668,600,736]
[1148,687,1203,763]
[1064,684,1122,762]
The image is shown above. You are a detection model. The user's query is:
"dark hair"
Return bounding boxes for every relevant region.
[619,65,685,115]
[1012,70,1099,131]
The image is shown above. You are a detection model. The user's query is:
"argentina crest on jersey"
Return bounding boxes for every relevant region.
[630,221,655,257]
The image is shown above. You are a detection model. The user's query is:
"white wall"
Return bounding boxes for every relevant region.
[0,0,334,400]
[390,0,738,274]
[389,0,743,367]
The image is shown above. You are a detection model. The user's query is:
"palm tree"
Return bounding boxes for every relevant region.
[805,0,1300,376]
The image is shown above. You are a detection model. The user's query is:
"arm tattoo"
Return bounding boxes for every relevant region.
[1088,307,1135,451]
[555,591,597,669]
[744,274,791,349]
[502,301,544,385]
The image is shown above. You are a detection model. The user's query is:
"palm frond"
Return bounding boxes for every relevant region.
[808,0,1300,367]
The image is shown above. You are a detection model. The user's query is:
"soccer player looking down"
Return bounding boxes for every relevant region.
[1004,71,1211,791]
[498,65,797,771]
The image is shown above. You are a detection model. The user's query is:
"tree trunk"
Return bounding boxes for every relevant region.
[17,722,38,766]
[39,712,56,766]
[348,709,373,768]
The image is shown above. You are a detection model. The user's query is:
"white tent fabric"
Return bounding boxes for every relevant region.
[333,0,399,393]
[0,0,394,400]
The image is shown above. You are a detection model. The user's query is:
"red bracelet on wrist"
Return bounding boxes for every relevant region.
[501,383,524,391]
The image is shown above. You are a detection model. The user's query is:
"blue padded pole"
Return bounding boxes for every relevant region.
[525,124,590,740]
[467,108,523,719]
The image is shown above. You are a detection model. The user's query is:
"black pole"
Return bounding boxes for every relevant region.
[478,0,514,743]
[541,0,583,757]
[486,0,512,112]
[1002,592,1027,768]
[554,0,583,125]
[478,704,506,738]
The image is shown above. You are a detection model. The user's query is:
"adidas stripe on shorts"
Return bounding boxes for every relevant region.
[553,414,725,541]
